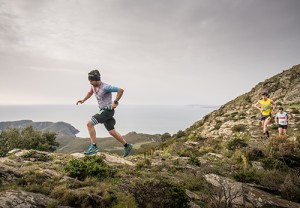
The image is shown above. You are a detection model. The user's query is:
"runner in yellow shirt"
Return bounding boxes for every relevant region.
[253,92,276,138]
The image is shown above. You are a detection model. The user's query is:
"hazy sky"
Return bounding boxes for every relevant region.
[0,0,299,105]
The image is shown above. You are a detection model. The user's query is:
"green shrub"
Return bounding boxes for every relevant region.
[64,156,115,180]
[178,147,200,157]
[233,169,258,183]
[160,132,171,142]
[130,178,189,208]
[214,121,222,130]
[18,170,56,195]
[231,124,247,132]
[290,108,300,114]
[227,137,248,150]
[261,157,288,170]
[246,148,265,161]
[51,185,114,208]
[279,174,300,203]
[173,130,186,138]
[255,169,286,193]
[188,155,201,166]
[135,158,151,170]
[0,126,58,156]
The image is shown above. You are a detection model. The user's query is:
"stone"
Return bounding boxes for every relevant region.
[204,174,244,206]
[251,161,264,170]
[244,186,300,208]
[207,152,224,159]
[204,174,300,208]
[7,148,22,155]
[70,152,85,158]
[0,163,23,184]
[0,190,57,208]
[186,189,201,200]
[188,201,201,208]
[98,152,134,166]
[185,141,199,146]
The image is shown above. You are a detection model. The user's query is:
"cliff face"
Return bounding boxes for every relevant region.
[187,64,300,140]
[0,120,79,137]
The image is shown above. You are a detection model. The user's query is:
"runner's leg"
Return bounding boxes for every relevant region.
[278,127,282,136]
[264,119,269,133]
[87,121,97,144]
[108,129,126,145]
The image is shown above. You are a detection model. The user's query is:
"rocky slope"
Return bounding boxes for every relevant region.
[1,149,300,208]
[187,64,300,140]
[0,120,79,137]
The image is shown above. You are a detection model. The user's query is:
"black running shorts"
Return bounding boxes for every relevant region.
[90,109,116,131]
[278,124,288,129]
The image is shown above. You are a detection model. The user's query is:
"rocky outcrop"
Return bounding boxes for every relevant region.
[0,163,23,185]
[0,190,57,208]
[70,152,134,166]
[204,174,300,208]
[0,120,79,136]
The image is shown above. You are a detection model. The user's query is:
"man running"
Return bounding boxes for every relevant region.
[253,92,276,138]
[275,107,289,136]
[76,69,133,157]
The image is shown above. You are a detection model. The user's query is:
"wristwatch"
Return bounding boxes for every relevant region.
[114,100,119,105]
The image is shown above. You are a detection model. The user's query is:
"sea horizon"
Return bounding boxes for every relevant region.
[0,104,219,137]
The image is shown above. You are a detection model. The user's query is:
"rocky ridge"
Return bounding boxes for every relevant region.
[0,120,79,137]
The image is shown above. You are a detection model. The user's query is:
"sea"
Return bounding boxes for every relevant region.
[0,105,218,138]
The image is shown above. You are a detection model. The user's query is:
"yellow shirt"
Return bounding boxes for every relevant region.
[259,98,271,116]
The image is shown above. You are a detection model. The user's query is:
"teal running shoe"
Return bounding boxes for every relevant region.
[123,144,133,157]
[84,144,100,155]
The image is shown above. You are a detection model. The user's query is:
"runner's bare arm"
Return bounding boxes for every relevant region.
[76,91,93,105]
[112,88,124,108]
[252,101,262,112]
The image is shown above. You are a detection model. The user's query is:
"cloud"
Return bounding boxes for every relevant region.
[0,0,300,105]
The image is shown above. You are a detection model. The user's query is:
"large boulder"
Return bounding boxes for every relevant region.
[204,174,300,208]
[0,190,57,208]
[0,163,23,185]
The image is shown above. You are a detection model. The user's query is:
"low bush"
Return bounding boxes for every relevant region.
[188,155,201,166]
[129,178,189,208]
[261,157,288,170]
[51,185,115,208]
[173,130,186,138]
[135,158,151,170]
[246,148,265,161]
[160,132,171,142]
[64,156,115,180]
[233,169,258,183]
[227,137,248,150]
[177,147,200,157]
[279,174,300,203]
[290,108,300,114]
[18,170,56,195]
[0,126,59,156]
[231,124,247,132]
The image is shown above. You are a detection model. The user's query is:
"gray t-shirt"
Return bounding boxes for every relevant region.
[89,82,119,109]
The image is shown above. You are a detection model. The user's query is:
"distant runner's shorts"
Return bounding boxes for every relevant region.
[90,109,116,131]
[278,124,288,129]
[261,115,271,121]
